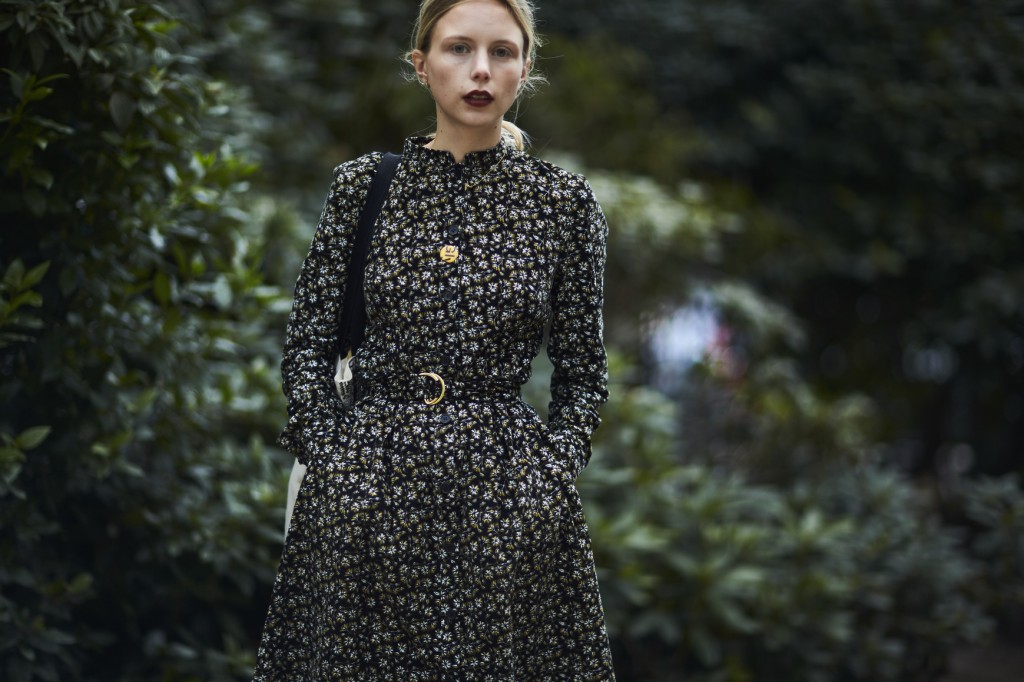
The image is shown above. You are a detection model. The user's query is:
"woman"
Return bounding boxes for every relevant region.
[254,0,615,679]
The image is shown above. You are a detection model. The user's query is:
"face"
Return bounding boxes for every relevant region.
[412,0,530,143]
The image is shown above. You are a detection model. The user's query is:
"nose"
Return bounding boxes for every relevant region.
[470,52,491,82]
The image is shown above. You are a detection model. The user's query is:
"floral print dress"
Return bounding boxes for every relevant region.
[253,136,615,681]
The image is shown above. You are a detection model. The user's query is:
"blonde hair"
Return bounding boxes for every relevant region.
[406,0,544,150]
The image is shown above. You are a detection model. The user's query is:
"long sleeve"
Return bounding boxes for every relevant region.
[277,154,381,464]
[545,179,610,479]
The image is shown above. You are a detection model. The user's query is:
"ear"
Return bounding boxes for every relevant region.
[412,49,428,84]
[520,58,531,85]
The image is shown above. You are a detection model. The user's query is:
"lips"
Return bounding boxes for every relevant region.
[463,90,494,107]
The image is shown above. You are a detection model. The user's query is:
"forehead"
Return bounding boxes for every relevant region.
[434,0,524,44]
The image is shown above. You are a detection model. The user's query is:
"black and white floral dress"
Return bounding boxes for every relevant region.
[254,136,615,681]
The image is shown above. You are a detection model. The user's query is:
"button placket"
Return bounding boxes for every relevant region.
[438,215,462,307]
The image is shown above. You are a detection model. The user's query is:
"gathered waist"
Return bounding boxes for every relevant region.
[355,371,520,405]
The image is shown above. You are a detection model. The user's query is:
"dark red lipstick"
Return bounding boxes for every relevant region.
[464,90,494,107]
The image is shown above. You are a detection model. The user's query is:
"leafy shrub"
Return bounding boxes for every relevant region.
[0,2,293,680]
[962,475,1024,630]
[582,353,993,682]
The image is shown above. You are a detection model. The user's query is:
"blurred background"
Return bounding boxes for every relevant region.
[1,1,1022,680]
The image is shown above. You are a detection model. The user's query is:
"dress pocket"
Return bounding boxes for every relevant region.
[535,423,582,485]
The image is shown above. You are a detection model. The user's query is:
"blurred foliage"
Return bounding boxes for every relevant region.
[175,0,416,203]
[0,1,291,679]
[962,475,1024,629]
[547,0,1024,476]
[582,352,994,682]
[2,0,1023,681]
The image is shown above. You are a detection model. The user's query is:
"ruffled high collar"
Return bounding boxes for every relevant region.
[402,136,510,182]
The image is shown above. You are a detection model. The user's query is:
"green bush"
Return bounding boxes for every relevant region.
[581,353,993,681]
[962,475,1024,629]
[0,1,292,679]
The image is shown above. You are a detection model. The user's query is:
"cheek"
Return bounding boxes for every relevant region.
[427,62,457,87]
[499,67,525,95]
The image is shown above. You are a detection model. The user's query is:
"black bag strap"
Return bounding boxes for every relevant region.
[339,152,401,355]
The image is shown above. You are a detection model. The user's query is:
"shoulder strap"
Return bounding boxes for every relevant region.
[339,152,401,354]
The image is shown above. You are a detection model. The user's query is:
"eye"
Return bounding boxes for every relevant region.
[493,46,514,58]
[450,43,470,55]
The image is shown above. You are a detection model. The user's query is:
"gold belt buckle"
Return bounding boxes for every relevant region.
[417,372,446,405]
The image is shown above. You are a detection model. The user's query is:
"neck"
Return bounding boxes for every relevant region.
[427,123,503,164]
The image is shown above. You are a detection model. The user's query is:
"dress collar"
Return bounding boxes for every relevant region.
[402,136,509,182]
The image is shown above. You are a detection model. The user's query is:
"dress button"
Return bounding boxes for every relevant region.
[441,287,456,301]
[447,225,460,237]
[438,413,452,424]
[437,479,455,496]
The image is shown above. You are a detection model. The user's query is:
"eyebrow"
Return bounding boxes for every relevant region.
[438,34,520,48]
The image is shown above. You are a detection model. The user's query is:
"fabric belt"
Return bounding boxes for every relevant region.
[356,372,520,405]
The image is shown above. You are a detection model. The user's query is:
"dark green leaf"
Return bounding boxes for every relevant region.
[109,91,135,130]
[15,426,51,450]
